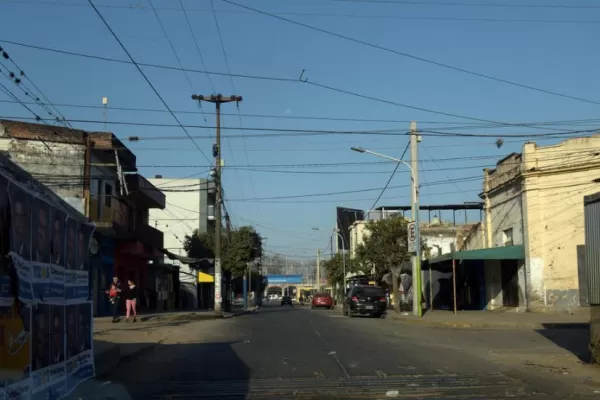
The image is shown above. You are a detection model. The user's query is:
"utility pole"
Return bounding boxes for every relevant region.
[316,249,321,292]
[191,94,242,315]
[410,121,422,317]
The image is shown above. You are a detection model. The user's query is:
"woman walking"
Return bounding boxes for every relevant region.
[124,279,138,323]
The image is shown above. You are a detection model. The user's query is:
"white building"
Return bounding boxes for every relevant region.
[148,177,216,308]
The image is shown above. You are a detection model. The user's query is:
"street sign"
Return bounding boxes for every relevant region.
[407,221,417,253]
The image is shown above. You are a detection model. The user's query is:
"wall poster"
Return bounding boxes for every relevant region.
[0,173,95,400]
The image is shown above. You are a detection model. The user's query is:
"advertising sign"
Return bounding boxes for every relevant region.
[0,173,95,400]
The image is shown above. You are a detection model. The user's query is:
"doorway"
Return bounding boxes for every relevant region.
[501,260,519,307]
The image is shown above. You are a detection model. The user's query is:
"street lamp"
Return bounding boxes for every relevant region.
[350,146,422,317]
[332,229,347,302]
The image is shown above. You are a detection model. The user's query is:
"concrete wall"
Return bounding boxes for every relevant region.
[521,137,600,310]
[349,220,369,258]
[485,135,600,310]
[461,222,486,250]
[0,133,85,213]
[487,180,524,247]
[148,178,213,284]
[484,260,503,309]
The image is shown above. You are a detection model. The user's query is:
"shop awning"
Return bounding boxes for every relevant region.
[428,245,525,265]
[198,272,214,283]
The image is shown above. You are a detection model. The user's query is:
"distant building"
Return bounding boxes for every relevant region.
[148,177,216,308]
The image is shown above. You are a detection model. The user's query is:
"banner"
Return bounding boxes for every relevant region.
[0,174,95,400]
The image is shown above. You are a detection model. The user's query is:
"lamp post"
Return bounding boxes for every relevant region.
[332,229,347,301]
[350,146,422,317]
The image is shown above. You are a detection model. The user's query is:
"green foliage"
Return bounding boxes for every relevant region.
[323,252,358,287]
[183,225,263,278]
[225,226,263,277]
[354,215,426,282]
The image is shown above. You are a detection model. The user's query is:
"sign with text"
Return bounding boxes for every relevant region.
[407,222,417,253]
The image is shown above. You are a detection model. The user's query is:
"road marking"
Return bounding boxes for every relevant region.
[309,317,351,378]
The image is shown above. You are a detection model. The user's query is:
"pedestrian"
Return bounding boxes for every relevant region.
[105,276,121,323]
[124,279,138,323]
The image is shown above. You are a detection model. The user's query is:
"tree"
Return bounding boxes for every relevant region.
[183,225,263,278]
[323,253,358,293]
[224,226,263,277]
[354,215,426,311]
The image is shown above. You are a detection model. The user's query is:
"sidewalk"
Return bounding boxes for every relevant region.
[65,308,255,399]
[93,308,254,376]
[387,308,589,330]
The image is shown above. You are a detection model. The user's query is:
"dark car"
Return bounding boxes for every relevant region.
[281,296,293,306]
[311,292,333,309]
[343,285,387,318]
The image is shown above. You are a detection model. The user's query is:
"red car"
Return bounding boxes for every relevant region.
[311,292,334,309]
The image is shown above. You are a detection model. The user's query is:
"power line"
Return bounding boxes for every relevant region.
[1,39,576,127]
[368,140,410,212]
[333,0,600,9]
[87,0,211,164]
[6,1,599,25]
[3,99,599,128]
[4,116,597,138]
[223,0,600,107]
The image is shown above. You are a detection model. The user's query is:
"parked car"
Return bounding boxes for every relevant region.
[311,292,333,309]
[281,296,293,306]
[343,285,387,318]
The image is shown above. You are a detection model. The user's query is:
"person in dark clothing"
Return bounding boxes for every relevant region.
[105,276,121,323]
[123,279,137,323]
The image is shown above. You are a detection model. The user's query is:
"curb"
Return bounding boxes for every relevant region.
[222,308,258,319]
[388,314,589,330]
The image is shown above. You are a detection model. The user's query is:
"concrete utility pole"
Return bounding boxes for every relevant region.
[191,94,242,315]
[410,121,422,317]
[316,249,321,292]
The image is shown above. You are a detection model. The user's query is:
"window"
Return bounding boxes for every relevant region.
[354,286,385,297]
[104,184,113,207]
[502,228,514,246]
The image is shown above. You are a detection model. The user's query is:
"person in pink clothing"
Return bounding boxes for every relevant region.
[123,279,138,323]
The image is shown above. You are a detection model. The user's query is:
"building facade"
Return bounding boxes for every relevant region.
[0,119,168,316]
[148,177,216,308]
[480,135,600,310]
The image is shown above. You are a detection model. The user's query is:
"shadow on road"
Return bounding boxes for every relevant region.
[536,323,590,363]
[102,340,251,399]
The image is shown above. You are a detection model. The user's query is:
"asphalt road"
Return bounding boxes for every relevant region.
[106,305,598,399]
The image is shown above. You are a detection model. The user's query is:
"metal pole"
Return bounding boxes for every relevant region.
[248,264,252,306]
[243,271,248,309]
[316,249,321,292]
[452,257,457,315]
[410,121,422,318]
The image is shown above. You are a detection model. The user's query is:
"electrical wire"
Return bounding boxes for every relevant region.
[368,141,410,213]
[87,0,210,164]
[3,116,597,138]
[2,38,584,128]
[223,0,600,107]
[5,99,599,128]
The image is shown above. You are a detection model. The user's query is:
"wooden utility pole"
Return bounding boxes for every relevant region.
[191,94,242,315]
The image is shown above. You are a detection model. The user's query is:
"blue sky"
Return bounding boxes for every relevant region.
[0,0,599,261]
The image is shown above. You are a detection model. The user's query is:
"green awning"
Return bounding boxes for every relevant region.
[428,245,525,265]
